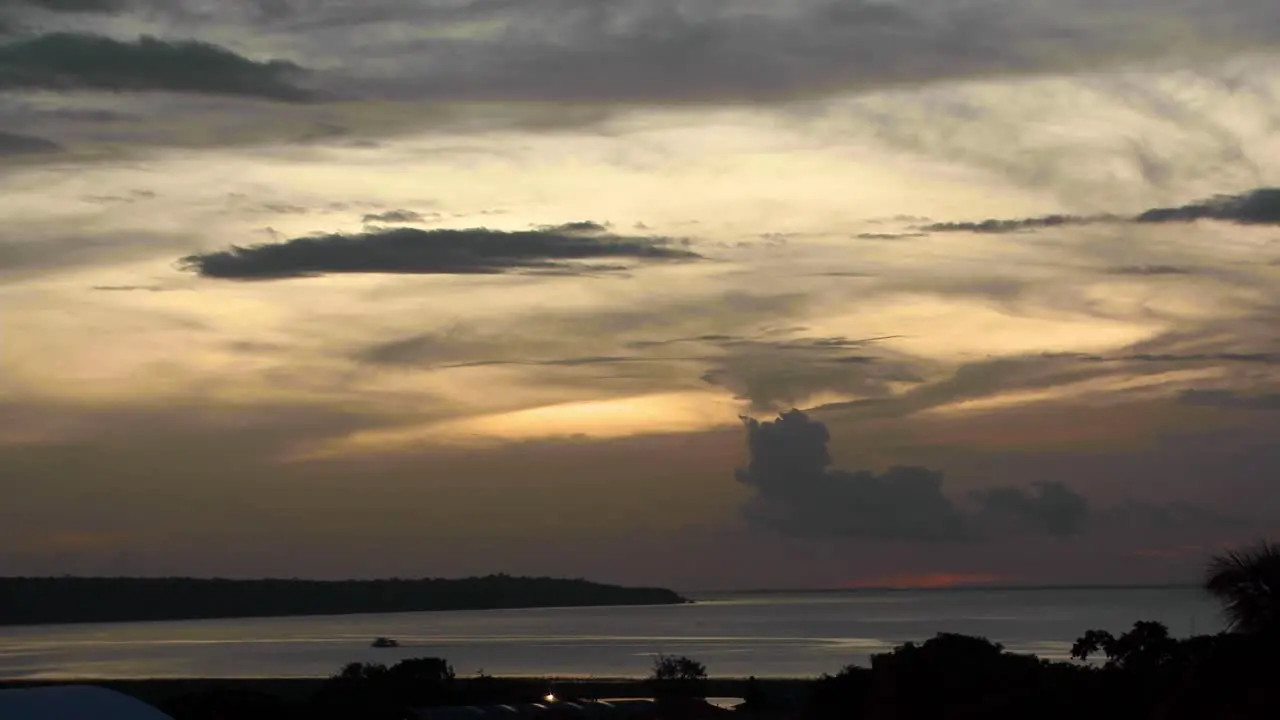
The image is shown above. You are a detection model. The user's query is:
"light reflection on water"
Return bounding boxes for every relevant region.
[0,588,1219,679]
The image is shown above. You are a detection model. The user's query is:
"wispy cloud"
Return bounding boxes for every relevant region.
[1179,389,1280,410]
[1104,265,1195,276]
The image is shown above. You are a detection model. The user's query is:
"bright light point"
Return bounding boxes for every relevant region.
[544,694,556,703]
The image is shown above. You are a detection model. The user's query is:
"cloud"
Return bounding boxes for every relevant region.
[855,232,927,241]
[923,188,1280,234]
[1178,389,1280,411]
[377,329,914,411]
[1074,352,1280,365]
[13,0,123,12]
[0,231,195,278]
[734,409,1251,545]
[1105,265,1194,276]
[542,221,610,234]
[699,336,917,413]
[1136,188,1280,225]
[179,224,701,280]
[0,0,1274,163]
[90,284,169,292]
[0,33,312,100]
[0,131,60,155]
[442,355,702,370]
[969,482,1090,537]
[734,410,1092,542]
[924,214,1117,234]
[351,294,811,386]
[362,209,433,224]
[299,0,1280,107]
[1096,499,1245,530]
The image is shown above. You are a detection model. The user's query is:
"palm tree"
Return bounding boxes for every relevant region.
[1204,540,1280,635]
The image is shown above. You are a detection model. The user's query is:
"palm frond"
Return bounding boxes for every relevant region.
[1203,540,1280,634]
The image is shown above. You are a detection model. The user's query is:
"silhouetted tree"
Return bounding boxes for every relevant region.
[1070,621,1177,670]
[336,661,389,681]
[1204,539,1280,635]
[866,633,1075,719]
[162,687,297,720]
[648,654,708,701]
[804,665,871,720]
[312,657,456,719]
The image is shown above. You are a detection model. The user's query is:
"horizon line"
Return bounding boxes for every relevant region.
[689,583,1202,594]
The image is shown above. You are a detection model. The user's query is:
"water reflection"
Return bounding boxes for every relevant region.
[0,588,1217,679]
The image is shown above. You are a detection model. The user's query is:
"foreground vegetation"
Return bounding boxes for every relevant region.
[116,624,1278,720]
[0,575,688,626]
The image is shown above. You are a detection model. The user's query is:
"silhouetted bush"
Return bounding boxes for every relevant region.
[310,657,457,719]
[803,665,871,720]
[162,687,300,720]
[648,654,708,702]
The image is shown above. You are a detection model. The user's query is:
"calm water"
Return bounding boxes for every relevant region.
[0,588,1221,680]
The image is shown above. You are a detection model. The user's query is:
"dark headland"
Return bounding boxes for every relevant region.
[0,575,688,626]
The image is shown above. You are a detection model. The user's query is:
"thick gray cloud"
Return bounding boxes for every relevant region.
[0,131,60,155]
[735,410,1093,542]
[734,409,1246,543]
[969,482,1090,537]
[15,0,1280,108]
[924,187,1280,234]
[1,0,1276,158]
[0,33,312,100]
[179,223,701,279]
[1095,499,1244,531]
[1136,187,1280,225]
[296,0,1280,105]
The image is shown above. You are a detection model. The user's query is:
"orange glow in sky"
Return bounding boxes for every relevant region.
[849,573,1006,590]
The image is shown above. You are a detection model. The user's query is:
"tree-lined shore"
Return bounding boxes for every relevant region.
[0,575,688,626]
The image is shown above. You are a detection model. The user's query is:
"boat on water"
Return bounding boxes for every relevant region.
[371,637,400,648]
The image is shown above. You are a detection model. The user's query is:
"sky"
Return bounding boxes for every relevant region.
[2,0,1280,591]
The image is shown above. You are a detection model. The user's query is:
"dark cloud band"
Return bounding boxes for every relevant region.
[0,131,60,155]
[179,224,701,280]
[0,33,311,101]
[924,188,1280,234]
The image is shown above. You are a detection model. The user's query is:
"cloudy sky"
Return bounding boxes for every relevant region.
[3,0,1280,590]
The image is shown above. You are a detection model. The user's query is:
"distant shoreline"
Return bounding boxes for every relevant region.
[695,584,1202,595]
[0,576,688,628]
